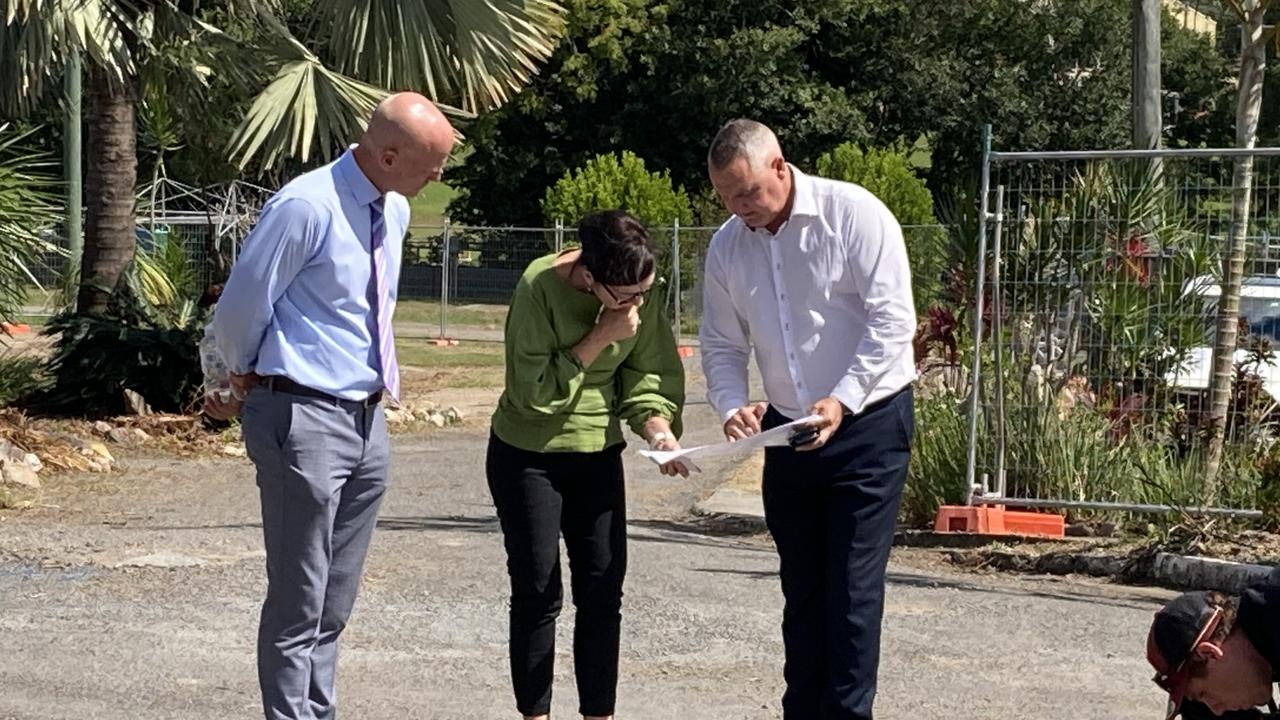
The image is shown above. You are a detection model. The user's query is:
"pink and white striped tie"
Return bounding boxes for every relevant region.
[370,198,400,402]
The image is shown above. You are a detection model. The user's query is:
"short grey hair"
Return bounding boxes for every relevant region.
[707,119,780,170]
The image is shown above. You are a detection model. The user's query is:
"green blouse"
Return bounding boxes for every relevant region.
[490,253,685,453]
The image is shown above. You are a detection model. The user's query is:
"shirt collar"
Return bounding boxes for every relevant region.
[335,145,383,206]
[787,164,819,220]
[746,163,817,236]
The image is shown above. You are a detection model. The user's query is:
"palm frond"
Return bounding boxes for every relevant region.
[311,0,565,114]
[0,122,64,322]
[0,0,133,116]
[227,30,388,169]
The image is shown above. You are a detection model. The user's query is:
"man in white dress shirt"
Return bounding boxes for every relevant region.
[700,119,917,720]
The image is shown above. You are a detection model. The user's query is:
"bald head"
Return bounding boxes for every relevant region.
[356,92,456,198]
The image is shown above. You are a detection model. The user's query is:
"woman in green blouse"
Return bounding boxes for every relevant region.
[487,210,686,720]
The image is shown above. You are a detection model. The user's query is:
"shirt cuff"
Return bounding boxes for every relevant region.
[830,375,868,417]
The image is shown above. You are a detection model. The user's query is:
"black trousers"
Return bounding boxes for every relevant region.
[762,386,914,720]
[486,433,628,717]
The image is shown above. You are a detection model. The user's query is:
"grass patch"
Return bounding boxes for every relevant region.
[397,341,505,369]
[395,300,508,328]
[407,182,458,226]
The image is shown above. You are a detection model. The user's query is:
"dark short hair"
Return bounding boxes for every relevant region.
[577,210,655,287]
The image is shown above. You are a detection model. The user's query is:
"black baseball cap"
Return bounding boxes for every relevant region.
[1147,591,1225,720]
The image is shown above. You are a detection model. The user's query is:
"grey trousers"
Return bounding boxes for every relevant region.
[241,385,390,720]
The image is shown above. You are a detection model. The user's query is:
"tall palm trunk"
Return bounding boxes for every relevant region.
[1203,1,1270,500]
[77,62,137,316]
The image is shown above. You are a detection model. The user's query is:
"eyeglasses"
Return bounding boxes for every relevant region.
[600,283,650,304]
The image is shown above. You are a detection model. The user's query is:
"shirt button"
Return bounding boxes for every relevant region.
[780,294,787,301]
[776,263,782,270]
[785,323,790,330]
[790,353,796,360]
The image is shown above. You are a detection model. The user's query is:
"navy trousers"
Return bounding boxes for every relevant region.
[762,386,914,720]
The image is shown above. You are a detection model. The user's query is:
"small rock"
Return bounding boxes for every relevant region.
[80,441,114,465]
[107,427,137,445]
[123,389,152,416]
[444,406,464,425]
[221,444,246,457]
[384,408,407,425]
[93,420,113,435]
[418,400,439,413]
[427,412,446,429]
[85,458,111,474]
[1065,522,1094,538]
[23,453,42,474]
[1,459,40,489]
[131,428,151,443]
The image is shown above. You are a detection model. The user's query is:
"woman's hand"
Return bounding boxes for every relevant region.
[651,434,690,478]
[644,417,689,478]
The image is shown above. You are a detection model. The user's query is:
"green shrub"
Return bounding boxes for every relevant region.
[0,350,50,407]
[33,244,207,417]
[903,391,973,527]
[541,150,695,232]
[815,143,943,311]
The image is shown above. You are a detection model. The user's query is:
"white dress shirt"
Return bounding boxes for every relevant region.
[699,165,918,422]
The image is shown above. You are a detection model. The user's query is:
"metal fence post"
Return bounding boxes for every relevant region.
[555,219,564,253]
[440,219,451,339]
[672,219,681,343]
[990,185,1007,499]
[965,124,994,502]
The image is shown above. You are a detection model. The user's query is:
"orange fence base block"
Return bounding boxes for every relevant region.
[431,338,459,347]
[932,505,1065,539]
[677,345,696,359]
[1002,510,1066,538]
[2,323,30,335]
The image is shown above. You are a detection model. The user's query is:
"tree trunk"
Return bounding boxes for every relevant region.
[1132,0,1162,150]
[1203,2,1270,501]
[78,62,138,316]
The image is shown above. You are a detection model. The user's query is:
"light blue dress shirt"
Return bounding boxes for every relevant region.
[211,149,409,400]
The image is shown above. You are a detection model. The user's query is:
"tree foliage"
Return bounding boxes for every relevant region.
[451,0,1237,225]
[541,151,693,229]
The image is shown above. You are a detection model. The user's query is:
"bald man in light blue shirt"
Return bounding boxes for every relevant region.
[206,93,454,720]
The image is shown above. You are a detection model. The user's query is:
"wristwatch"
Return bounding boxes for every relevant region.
[649,431,671,449]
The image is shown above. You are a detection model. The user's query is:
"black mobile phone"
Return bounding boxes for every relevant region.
[789,427,820,447]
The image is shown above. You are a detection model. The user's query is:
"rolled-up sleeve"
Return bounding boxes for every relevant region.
[502,278,592,415]
[699,236,753,423]
[615,288,685,438]
[211,197,324,374]
[829,199,917,414]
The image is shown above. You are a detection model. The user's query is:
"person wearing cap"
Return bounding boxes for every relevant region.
[1148,573,1280,718]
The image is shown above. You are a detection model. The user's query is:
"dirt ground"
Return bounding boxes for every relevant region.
[0,358,1183,720]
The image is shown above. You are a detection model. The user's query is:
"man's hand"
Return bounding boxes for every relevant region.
[203,372,259,421]
[794,396,845,452]
[723,402,768,441]
[203,393,243,421]
[230,372,259,400]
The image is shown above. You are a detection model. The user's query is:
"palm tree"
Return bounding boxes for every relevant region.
[1202,0,1274,500]
[1,0,565,315]
[0,123,62,322]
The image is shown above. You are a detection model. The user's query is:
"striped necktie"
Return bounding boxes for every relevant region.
[370,197,400,402]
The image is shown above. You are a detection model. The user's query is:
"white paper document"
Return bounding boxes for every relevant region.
[639,414,823,473]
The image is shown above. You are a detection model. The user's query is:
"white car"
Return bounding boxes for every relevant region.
[1167,275,1280,402]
